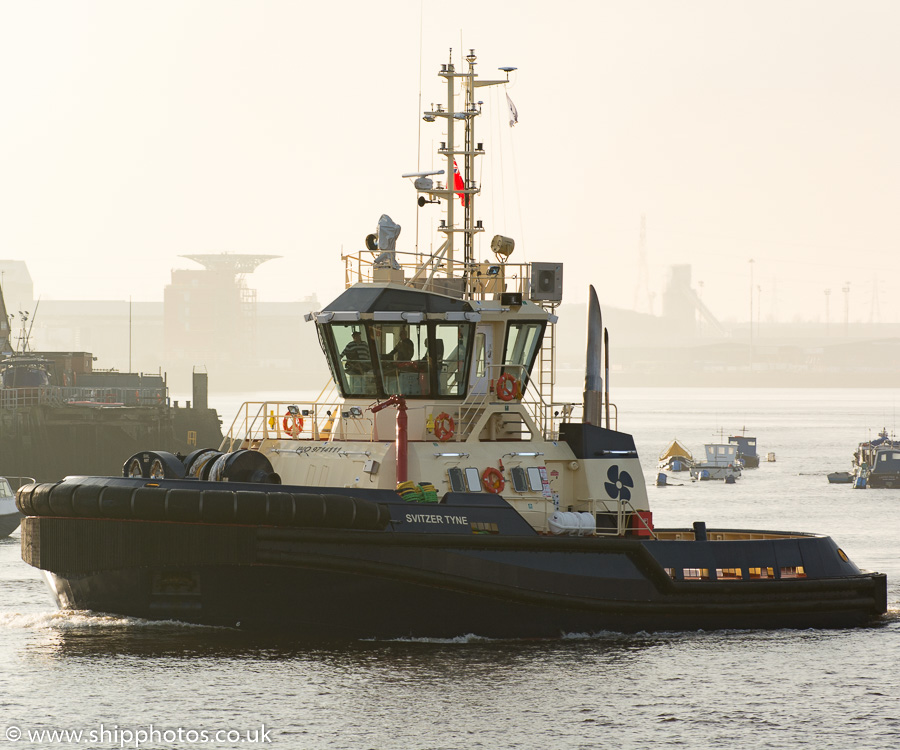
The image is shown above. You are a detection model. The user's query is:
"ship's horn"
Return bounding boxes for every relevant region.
[584,285,603,425]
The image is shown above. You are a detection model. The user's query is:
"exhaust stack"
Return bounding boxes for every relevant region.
[584,285,603,425]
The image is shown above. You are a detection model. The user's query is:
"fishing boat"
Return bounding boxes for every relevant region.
[729,430,760,468]
[689,443,742,481]
[853,428,900,488]
[16,50,886,637]
[658,438,693,472]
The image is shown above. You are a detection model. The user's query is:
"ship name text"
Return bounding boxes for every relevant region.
[405,513,469,525]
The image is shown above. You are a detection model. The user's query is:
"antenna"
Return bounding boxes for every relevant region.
[24,298,40,353]
[869,274,881,324]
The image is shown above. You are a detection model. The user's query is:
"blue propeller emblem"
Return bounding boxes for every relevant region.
[604,464,634,502]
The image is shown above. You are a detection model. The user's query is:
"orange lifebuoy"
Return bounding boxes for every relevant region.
[482,466,505,494]
[496,372,520,402]
[283,412,304,437]
[433,412,455,442]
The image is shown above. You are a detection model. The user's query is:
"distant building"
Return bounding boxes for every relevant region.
[163,254,280,365]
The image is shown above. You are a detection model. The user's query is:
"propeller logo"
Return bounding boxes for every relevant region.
[604,465,634,502]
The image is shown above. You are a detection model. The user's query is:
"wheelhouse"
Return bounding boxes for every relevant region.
[314,284,550,401]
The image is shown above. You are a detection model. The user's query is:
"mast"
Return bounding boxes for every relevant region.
[0,276,11,354]
[421,49,512,294]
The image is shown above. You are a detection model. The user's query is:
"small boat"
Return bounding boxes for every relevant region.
[853,428,900,488]
[14,48,886,637]
[0,476,29,537]
[729,430,760,468]
[766,452,776,462]
[658,438,693,472]
[689,443,742,481]
[827,471,853,485]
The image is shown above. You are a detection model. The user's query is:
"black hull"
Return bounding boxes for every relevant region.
[866,473,900,489]
[24,515,887,638]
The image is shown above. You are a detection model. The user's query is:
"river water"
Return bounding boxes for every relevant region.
[1,388,898,749]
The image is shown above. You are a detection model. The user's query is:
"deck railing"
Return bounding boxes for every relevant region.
[0,385,167,410]
[343,250,533,300]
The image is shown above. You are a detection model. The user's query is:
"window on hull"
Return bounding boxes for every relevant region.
[319,321,473,400]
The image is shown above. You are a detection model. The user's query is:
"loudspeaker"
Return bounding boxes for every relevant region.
[530,262,563,302]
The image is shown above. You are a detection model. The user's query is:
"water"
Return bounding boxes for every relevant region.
[2,388,898,749]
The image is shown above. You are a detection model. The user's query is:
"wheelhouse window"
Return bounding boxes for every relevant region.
[434,323,470,397]
[329,324,378,397]
[502,321,545,388]
[319,320,473,399]
[374,322,432,397]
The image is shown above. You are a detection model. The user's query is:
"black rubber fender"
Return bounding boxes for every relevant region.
[198,489,238,524]
[14,483,40,516]
[18,479,391,531]
[31,483,55,516]
[48,482,80,516]
[97,484,135,519]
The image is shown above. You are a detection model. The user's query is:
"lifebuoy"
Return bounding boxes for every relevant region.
[433,412,455,442]
[496,372,520,402]
[283,412,304,437]
[482,466,505,494]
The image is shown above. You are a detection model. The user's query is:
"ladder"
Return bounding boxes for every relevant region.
[537,306,557,436]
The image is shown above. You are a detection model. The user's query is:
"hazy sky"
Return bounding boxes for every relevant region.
[1,1,897,325]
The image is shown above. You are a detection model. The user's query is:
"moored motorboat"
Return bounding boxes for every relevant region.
[16,50,886,637]
[853,428,900,489]
[689,443,742,481]
[658,438,693,472]
[729,430,760,468]
[0,476,28,537]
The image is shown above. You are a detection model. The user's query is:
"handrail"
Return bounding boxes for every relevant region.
[1,385,167,410]
[342,250,533,300]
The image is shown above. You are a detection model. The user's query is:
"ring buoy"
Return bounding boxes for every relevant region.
[283,412,304,437]
[496,372,520,402]
[433,412,455,442]
[482,466,505,494]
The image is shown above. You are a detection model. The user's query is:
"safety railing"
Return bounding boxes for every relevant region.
[342,250,533,301]
[0,386,167,410]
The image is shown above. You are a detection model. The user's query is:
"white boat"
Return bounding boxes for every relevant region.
[0,476,24,537]
[689,443,742,481]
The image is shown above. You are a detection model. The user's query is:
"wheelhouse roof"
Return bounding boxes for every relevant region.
[322,284,473,315]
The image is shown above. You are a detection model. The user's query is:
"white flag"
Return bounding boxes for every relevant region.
[506,92,518,127]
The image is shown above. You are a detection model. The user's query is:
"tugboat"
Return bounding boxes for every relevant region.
[17,50,886,637]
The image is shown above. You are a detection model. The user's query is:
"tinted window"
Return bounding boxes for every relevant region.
[329,324,378,397]
[502,321,544,388]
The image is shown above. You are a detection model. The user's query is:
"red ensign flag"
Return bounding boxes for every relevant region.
[453,160,466,206]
